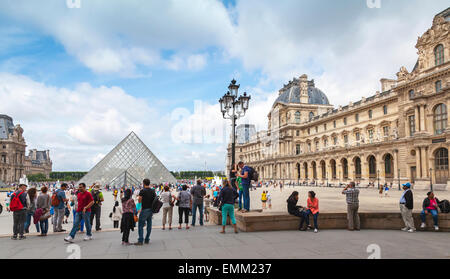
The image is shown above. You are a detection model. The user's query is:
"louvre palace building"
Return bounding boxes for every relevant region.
[0,114,52,184]
[227,9,450,190]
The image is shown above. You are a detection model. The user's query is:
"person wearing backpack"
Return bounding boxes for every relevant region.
[10,184,28,240]
[89,184,104,231]
[236,161,251,213]
[135,178,156,245]
[53,183,68,233]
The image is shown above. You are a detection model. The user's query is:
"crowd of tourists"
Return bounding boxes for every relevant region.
[6,160,449,243]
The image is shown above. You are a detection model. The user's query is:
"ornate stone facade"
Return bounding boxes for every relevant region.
[0,115,52,184]
[227,9,450,190]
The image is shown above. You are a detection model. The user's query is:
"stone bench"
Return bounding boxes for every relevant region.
[206,207,450,232]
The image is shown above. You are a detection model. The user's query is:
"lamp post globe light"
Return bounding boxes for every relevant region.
[219,79,251,175]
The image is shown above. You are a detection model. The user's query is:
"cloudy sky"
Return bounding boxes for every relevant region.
[0,0,448,172]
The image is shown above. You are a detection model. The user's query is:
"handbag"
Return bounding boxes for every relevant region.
[133,215,139,223]
[109,212,113,218]
[168,193,174,207]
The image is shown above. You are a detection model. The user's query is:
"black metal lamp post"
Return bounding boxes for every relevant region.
[398,169,401,191]
[377,170,380,189]
[219,79,251,176]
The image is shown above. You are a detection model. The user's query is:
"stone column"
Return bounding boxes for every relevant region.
[420,105,426,132]
[393,150,399,180]
[421,147,428,178]
[415,106,420,132]
[416,147,422,178]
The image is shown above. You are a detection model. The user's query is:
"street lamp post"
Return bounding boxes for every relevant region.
[219,79,251,176]
[377,170,380,189]
[398,169,401,191]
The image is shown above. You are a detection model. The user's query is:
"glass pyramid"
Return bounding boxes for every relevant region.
[79,132,177,187]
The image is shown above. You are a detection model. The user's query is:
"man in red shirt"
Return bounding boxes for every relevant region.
[64,183,94,243]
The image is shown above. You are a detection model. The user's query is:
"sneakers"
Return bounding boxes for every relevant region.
[134,242,143,246]
[64,236,74,243]
[11,235,17,240]
[407,228,415,233]
[434,225,439,231]
[314,229,318,233]
[18,235,26,240]
[84,236,93,241]
[401,227,408,231]
[420,223,426,229]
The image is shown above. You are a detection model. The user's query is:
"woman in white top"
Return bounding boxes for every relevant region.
[160,185,174,230]
[111,201,122,228]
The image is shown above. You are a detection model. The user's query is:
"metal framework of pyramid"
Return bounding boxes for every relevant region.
[79,132,176,187]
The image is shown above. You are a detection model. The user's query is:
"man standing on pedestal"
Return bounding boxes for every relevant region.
[236,161,251,213]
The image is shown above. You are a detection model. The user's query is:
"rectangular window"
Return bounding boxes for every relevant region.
[368,129,374,139]
[315,126,318,133]
[436,80,442,93]
[383,105,388,115]
[296,144,301,155]
[356,132,360,141]
[315,141,319,151]
[324,139,328,147]
[343,117,347,125]
[333,121,336,128]
[324,123,327,131]
[355,114,359,122]
[333,137,337,145]
[1,155,5,163]
[308,128,310,135]
[409,115,415,136]
[307,143,311,152]
[383,126,389,137]
[296,130,299,136]
[344,135,348,144]
[368,110,373,119]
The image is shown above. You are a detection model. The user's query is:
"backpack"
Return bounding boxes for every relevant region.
[51,191,60,207]
[152,197,163,214]
[92,190,101,205]
[10,191,24,212]
[439,199,450,213]
[247,167,259,182]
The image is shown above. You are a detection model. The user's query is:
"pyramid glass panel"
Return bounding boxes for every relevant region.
[79,132,176,187]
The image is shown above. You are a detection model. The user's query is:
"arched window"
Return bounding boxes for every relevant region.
[312,161,317,179]
[384,154,393,177]
[330,160,336,179]
[368,156,377,178]
[434,103,447,135]
[309,112,314,120]
[342,158,348,179]
[321,161,326,179]
[295,111,301,123]
[434,44,444,66]
[354,157,362,178]
[304,162,308,179]
[435,148,449,184]
[408,89,415,100]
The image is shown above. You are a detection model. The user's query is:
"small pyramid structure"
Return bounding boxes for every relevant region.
[79,132,176,187]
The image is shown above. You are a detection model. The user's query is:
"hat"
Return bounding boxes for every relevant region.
[94,184,100,189]
[402,182,411,188]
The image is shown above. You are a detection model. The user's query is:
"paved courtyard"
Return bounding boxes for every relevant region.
[0,225,448,259]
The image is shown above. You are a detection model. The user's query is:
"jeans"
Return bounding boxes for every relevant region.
[13,209,27,237]
[242,184,250,211]
[304,209,319,229]
[290,209,306,230]
[238,190,244,210]
[73,209,84,232]
[24,210,40,233]
[138,208,152,243]
[420,209,438,226]
[53,208,65,231]
[69,211,92,238]
[90,205,101,230]
[39,219,48,234]
[221,204,236,226]
[191,203,204,226]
